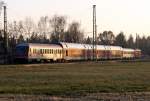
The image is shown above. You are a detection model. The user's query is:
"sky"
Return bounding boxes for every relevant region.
[2,0,150,38]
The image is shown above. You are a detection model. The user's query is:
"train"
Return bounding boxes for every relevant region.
[15,42,141,63]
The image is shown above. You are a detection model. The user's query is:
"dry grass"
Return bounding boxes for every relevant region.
[0,62,150,96]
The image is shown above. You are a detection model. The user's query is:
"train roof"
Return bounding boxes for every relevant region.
[59,42,123,50]
[59,42,85,49]
[105,45,123,50]
[135,49,141,51]
[16,43,62,48]
[60,42,107,50]
[109,46,123,50]
[16,43,137,52]
[123,48,134,52]
[96,45,106,50]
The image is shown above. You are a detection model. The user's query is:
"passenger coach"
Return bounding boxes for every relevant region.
[122,48,135,59]
[15,43,63,62]
[15,42,142,62]
[59,42,91,61]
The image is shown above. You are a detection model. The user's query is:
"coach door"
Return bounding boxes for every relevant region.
[53,49,57,61]
[83,45,87,60]
[62,49,68,60]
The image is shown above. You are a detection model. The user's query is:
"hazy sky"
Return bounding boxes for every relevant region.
[3,0,150,37]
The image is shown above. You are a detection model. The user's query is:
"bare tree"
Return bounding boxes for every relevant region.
[127,34,134,48]
[114,32,127,47]
[50,15,67,42]
[8,20,25,44]
[38,16,50,35]
[98,31,115,45]
[64,21,84,43]
[23,17,36,39]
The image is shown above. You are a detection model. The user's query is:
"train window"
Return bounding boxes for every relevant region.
[43,49,45,54]
[52,49,53,54]
[40,49,42,54]
[41,49,43,54]
[66,50,68,56]
[50,49,51,54]
[42,49,44,54]
[45,49,46,54]
[48,49,49,54]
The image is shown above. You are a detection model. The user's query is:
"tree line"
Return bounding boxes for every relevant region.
[0,15,150,56]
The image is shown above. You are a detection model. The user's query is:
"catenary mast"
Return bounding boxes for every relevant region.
[0,1,8,63]
[93,5,97,61]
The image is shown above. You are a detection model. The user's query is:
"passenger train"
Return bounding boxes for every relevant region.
[15,42,141,62]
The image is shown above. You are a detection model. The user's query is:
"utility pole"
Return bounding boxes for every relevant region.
[136,33,138,49]
[93,5,97,61]
[4,5,8,54]
[4,5,8,63]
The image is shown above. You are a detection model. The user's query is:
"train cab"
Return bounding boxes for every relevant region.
[15,43,63,62]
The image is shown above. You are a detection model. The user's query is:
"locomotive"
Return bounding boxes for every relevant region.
[15,42,141,62]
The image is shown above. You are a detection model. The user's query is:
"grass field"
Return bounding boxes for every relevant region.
[0,61,150,96]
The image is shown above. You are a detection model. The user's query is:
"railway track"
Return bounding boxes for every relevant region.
[9,58,150,66]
